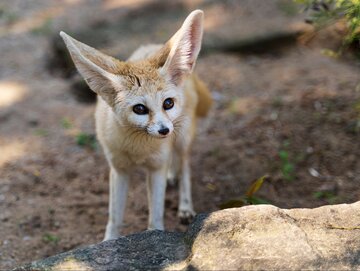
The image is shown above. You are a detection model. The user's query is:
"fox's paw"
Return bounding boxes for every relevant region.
[178,209,196,225]
[103,231,121,242]
[103,223,122,241]
[167,177,178,187]
[166,170,178,186]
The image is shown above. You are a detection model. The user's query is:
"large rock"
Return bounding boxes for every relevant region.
[15,202,360,270]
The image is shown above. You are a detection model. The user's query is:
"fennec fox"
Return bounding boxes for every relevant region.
[60,10,212,240]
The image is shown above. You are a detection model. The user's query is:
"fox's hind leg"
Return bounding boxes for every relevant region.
[178,151,196,223]
[175,114,197,223]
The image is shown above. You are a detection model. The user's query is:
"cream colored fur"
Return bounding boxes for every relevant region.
[60,10,212,241]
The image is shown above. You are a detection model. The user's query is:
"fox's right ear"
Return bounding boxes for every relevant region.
[60,31,123,106]
[160,10,204,86]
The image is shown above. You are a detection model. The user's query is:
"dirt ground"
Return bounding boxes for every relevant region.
[0,0,359,269]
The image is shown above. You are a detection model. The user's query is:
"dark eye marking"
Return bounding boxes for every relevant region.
[163,98,174,110]
[133,104,148,115]
[135,76,141,87]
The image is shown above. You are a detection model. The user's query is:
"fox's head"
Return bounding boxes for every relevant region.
[60,10,204,138]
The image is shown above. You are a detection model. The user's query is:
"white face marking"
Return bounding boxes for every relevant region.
[116,86,184,138]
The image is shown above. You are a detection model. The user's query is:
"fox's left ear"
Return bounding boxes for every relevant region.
[161,10,204,86]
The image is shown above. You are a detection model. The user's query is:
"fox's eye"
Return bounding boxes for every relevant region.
[133,104,149,115]
[163,98,174,110]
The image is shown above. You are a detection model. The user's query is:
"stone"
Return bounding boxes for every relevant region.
[15,202,360,271]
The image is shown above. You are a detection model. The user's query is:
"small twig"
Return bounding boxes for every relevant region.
[327,224,360,230]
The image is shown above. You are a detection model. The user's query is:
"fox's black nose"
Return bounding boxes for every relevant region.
[158,127,170,135]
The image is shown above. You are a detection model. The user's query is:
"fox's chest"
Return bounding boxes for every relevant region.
[105,136,172,171]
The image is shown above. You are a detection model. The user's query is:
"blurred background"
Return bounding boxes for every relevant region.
[0,0,359,268]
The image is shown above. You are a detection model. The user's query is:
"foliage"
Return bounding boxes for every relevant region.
[295,0,360,46]
[33,128,49,137]
[0,7,18,24]
[42,233,60,245]
[76,132,97,149]
[278,141,296,181]
[348,98,360,133]
[278,0,299,16]
[313,191,338,203]
[31,18,53,35]
[219,176,270,209]
[61,117,72,129]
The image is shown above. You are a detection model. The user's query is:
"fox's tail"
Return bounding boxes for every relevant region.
[193,74,213,117]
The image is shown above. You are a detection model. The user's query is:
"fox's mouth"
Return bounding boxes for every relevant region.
[158,134,170,139]
[145,128,172,139]
[147,132,171,139]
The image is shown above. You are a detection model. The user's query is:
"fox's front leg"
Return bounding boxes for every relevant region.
[104,167,129,241]
[147,165,168,230]
[167,152,180,186]
[178,153,196,223]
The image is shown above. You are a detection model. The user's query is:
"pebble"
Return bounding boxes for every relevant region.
[23,236,31,241]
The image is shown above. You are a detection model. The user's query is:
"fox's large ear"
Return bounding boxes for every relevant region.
[60,31,123,106]
[161,10,204,86]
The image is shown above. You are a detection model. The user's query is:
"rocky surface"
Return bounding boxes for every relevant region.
[15,201,360,271]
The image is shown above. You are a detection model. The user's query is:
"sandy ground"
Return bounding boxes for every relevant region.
[0,0,359,269]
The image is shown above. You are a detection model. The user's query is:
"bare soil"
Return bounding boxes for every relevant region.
[0,0,359,269]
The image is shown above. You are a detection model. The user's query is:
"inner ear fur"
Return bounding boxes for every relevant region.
[160,10,204,85]
[148,42,172,69]
[60,31,124,106]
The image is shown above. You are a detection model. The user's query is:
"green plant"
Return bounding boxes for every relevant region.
[348,99,360,133]
[278,0,299,16]
[61,118,72,129]
[278,141,296,181]
[76,132,97,149]
[295,0,360,47]
[31,18,53,35]
[219,176,270,209]
[33,128,49,137]
[0,6,19,24]
[313,191,337,203]
[42,233,60,244]
[272,96,284,108]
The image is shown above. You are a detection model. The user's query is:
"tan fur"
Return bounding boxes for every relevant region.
[60,10,211,240]
[192,74,213,117]
[115,61,166,91]
[95,47,207,168]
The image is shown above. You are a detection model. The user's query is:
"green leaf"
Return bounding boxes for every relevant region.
[43,233,60,244]
[279,150,288,161]
[313,191,336,199]
[219,199,246,209]
[76,132,97,149]
[246,175,269,197]
[61,118,72,129]
[283,163,295,174]
[34,128,49,137]
[246,196,270,205]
